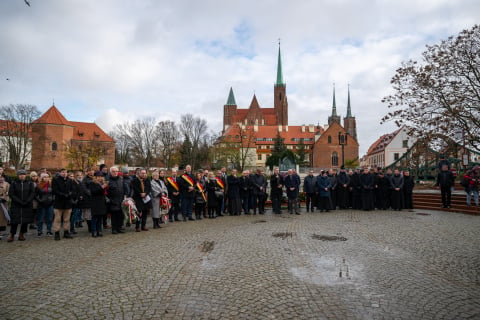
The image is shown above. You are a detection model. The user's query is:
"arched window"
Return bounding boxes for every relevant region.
[52,142,58,151]
[279,93,282,100]
[332,152,338,166]
[328,136,332,144]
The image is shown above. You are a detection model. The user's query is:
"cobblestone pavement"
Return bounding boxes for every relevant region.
[1,208,479,320]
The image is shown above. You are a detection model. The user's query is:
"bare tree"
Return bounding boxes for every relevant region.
[113,117,159,168]
[382,25,480,152]
[156,120,180,169]
[179,113,208,169]
[0,104,41,169]
[109,128,131,165]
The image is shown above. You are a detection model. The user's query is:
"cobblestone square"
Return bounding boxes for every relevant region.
[1,209,479,319]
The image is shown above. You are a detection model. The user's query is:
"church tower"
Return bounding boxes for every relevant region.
[328,84,341,125]
[274,42,288,125]
[343,84,357,140]
[223,87,237,132]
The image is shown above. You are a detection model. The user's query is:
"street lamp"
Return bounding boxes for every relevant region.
[338,132,348,167]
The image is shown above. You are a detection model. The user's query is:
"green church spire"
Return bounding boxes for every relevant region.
[275,40,284,86]
[346,84,352,117]
[226,87,237,105]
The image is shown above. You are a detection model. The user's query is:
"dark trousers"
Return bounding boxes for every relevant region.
[10,223,28,235]
[91,215,103,234]
[195,203,205,218]
[111,209,123,232]
[440,186,451,207]
[318,196,331,211]
[181,196,193,219]
[305,193,316,210]
[255,193,265,213]
[168,202,180,221]
[271,192,282,213]
[135,209,149,228]
[241,193,250,213]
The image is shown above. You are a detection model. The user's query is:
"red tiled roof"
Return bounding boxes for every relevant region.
[33,105,72,126]
[70,121,114,143]
[366,128,402,155]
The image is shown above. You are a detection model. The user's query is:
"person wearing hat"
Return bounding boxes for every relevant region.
[6,169,35,242]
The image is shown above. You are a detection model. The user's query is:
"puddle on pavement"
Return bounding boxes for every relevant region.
[312,234,347,241]
[272,232,293,239]
[416,212,431,216]
[200,240,215,253]
[252,220,267,224]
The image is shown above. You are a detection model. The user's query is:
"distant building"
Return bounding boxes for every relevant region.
[220,44,359,169]
[30,105,115,170]
[362,126,413,168]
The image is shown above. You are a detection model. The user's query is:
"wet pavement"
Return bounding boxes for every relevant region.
[1,208,479,319]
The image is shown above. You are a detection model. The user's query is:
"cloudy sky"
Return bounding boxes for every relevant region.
[0,0,478,155]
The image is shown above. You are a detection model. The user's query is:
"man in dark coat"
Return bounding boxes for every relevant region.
[251,168,267,214]
[132,168,152,230]
[350,169,362,210]
[7,169,35,242]
[227,169,241,215]
[179,165,196,221]
[239,170,251,214]
[360,168,375,211]
[403,171,415,209]
[107,166,128,234]
[336,167,350,209]
[303,170,317,212]
[285,169,301,214]
[166,169,181,222]
[436,164,455,208]
[390,169,404,211]
[374,171,389,210]
[52,168,75,240]
[270,167,284,214]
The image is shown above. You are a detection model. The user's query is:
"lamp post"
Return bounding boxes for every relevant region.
[338,132,348,167]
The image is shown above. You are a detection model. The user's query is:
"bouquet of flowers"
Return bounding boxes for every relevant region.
[122,197,139,225]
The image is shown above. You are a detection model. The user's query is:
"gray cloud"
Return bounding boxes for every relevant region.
[0,0,478,155]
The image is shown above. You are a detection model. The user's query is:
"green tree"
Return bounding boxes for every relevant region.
[382,25,480,152]
[179,134,192,169]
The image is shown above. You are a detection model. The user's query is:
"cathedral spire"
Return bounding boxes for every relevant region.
[331,83,337,116]
[275,40,284,86]
[226,87,237,105]
[346,84,352,117]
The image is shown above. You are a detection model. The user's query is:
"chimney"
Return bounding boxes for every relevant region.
[278,125,282,132]
[285,126,288,132]
[254,124,258,132]
[302,125,305,133]
[308,124,314,132]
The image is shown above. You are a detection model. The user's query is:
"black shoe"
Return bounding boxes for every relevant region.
[70,229,78,235]
[188,217,195,221]
[64,231,73,239]
[295,212,301,215]
[92,233,97,238]
[37,232,42,236]
[54,232,60,241]
[97,232,103,237]
[29,224,36,230]
[112,230,118,234]
[117,229,125,234]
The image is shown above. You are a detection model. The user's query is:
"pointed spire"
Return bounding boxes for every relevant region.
[225,87,237,105]
[332,83,337,116]
[346,84,352,117]
[275,39,284,86]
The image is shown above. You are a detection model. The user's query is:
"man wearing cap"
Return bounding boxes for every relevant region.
[7,169,35,242]
[52,168,75,240]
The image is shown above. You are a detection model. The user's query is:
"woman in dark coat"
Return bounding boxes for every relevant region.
[206,172,219,219]
[7,169,35,242]
[89,173,108,237]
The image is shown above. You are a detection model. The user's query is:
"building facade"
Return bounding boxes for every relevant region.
[30,105,115,170]
[220,45,359,169]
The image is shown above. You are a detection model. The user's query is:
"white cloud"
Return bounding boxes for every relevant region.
[0,0,478,156]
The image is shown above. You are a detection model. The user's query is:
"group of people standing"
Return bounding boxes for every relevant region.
[303,166,415,212]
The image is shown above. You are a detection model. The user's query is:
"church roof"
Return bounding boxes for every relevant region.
[33,105,72,126]
[225,87,237,106]
[276,43,285,86]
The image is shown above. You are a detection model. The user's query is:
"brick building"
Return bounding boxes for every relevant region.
[220,44,359,169]
[30,105,115,170]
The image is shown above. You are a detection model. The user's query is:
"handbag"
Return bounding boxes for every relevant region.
[215,190,224,199]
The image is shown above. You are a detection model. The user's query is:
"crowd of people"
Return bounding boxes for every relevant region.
[1,162,477,243]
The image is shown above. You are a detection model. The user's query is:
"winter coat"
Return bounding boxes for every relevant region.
[251,173,267,196]
[390,174,404,189]
[316,175,331,198]
[107,176,127,212]
[178,173,196,199]
[436,170,455,188]
[89,181,107,216]
[239,175,251,197]
[227,174,241,200]
[166,176,181,204]
[132,177,152,211]
[206,179,219,208]
[303,175,317,194]
[9,179,35,224]
[285,174,300,199]
[52,175,74,210]
[35,183,54,208]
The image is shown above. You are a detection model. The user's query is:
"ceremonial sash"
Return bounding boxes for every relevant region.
[167,177,179,191]
[215,177,225,189]
[182,174,195,187]
[196,182,207,202]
